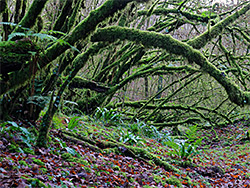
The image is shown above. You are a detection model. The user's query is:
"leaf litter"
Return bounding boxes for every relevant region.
[0,118,249,187]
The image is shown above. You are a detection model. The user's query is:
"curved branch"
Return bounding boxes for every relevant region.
[91,26,250,106]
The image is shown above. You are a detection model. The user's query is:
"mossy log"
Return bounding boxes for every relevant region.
[91,25,250,106]
[59,130,101,152]
[61,129,180,173]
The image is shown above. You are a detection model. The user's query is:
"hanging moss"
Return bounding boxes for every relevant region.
[13,0,49,33]
[66,0,83,32]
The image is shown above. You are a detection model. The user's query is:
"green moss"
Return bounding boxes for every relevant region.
[0,41,36,63]
[23,148,35,155]
[128,177,135,183]
[61,153,73,160]
[153,175,162,184]
[23,177,47,188]
[91,25,250,106]
[19,160,29,166]
[185,176,194,186]
[103,147,118,154]
[40,167,48,174]
[119,171,127,177]
[32,158,45,166]
[166,176,182,187]
[84,166,92,173]
[61,152,90,166]
[180,159,192,167]
[79,159,89,166]
[52,116,65,129]
[112,165,120,171]
[8,144,20,153]
[245,173,250,179]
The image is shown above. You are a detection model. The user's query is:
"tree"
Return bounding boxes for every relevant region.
[0,0,249,148]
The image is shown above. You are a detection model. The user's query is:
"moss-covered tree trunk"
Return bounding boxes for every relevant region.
[0,0,7,14]
[35,0,150,148]
[1,0,10,41]
[0,0,149,97]
[13,0,49,33]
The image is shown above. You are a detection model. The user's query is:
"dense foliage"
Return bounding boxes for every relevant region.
[0,0,249,187]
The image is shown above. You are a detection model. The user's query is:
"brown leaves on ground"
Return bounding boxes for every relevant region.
[0,120,249,187]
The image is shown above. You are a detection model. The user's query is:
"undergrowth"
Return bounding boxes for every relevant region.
[0,108,249,187]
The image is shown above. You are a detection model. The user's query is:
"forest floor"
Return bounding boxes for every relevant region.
[0,114,249,188]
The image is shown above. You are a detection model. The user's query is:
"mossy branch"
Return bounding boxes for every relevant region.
[187,2,250,49]
[40,0,150,69]
[138,8,214,23]
[69,77,110,92]
[1,0,149,96]
[91,26,250,106]
[53,0,73,32]
[231,26,250,44]
[36,43,106,148]
[13,0,49,33]
[14,0,22,23]
[107,65,198,96]
[152,118,202,128]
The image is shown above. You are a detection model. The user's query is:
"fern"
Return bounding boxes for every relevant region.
[0,21,80,53]
[7,32,26,40]
[0,22,30,31]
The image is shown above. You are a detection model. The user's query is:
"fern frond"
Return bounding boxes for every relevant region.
[7,32,26,41]
[0,22,30,31]
[29,33,58,41]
